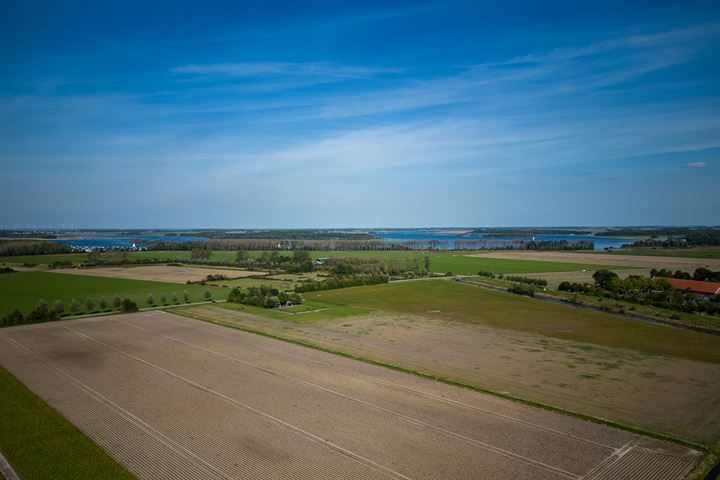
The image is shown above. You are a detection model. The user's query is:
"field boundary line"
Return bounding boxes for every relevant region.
[0,331,229,480]
[145,315,616,451]
[171,308,710,453]
[61,326,414,480]
[124,321,580,479]
[0,451,20,480]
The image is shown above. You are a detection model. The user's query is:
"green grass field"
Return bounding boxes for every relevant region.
[2,249,627,275]
[214,299,370,323]
[307,280,720,364]
[0,271,228,317]
[0,366,136,480]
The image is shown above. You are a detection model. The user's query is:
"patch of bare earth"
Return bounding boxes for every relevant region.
[53,265,266,283]
[183,304,720,445]
[0,312,701,480]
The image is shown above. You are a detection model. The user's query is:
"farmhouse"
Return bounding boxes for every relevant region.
[654,277,720,296]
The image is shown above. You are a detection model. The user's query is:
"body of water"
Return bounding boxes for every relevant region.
[52,234,208,248]
[373,230,634,250]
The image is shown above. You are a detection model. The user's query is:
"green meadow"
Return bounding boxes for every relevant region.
[0,271,228,317]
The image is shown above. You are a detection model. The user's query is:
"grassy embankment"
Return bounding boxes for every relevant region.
[0,271,228,317]
[0,366,136,480]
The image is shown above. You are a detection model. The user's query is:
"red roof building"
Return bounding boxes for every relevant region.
[653,277,720,295]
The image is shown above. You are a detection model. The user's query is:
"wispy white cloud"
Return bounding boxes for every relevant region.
[171,61,403,80]
[685,161,707,168]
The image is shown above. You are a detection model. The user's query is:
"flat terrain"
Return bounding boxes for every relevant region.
[471,251,720,271]
[0,312,701,480]
[178,280,720,444]
[0,271,228,316]
[0,366,135,480]
[1,250,625,275]
[602,247,720,260]
[54,265,266,283]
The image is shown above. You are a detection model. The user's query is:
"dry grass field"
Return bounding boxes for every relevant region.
[0,312,701,480]
[470,251,720,271]
[53,265,266,283]
[180,303,720,446]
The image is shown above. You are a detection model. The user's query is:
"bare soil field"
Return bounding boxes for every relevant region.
[180,304,720,445]
[0,312,702,480]
[470,251,720,271]
[53,265,266,283]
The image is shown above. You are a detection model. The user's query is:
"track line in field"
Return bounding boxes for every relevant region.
[145,314,616,451]
[124,321,582,479]
[61,326,414,480]
[0,332,230,480]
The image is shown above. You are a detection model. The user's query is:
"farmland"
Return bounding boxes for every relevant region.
[0,312,701,479]
[470,250,720,271]
[0,271,228,316]
[177,280,720,445]
[53,265,266,283]
[0,366,135,480]
[1,249,627,275]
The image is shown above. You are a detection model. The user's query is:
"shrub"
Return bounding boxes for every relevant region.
[99,297,108,311]
[506,276,547,287]
[121,298,139,312]
[113,295,122,310]
[36,299,49,315]
[53,299,65,314]
[160,293,167,305]
[183,291,189,303]
[476,270,494,278]
[172,292,178,304]
[1,310,24,327]
[508,284,535,297]
[264,296,280,308]
[70,298,81,314]
[204,289,212,300]
[146,294,155,306]
[85,298,95,312]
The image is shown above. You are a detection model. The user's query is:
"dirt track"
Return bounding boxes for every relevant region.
[0,312,702,480]
[53,265,265,283]
[470,251,720,270]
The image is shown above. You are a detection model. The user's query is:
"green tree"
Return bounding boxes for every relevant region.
[593,269,619,288]
[99,296,108,311]
[70,298,81,314]
[36,299,48,314]
[146,294,155,306]
[121,298,139,312]
[204,289,212,300]
[235,250,249,263]
[172,292,178,304]
[183,290,189,303]
[160,293,167,305]
[53,299,65,314]
[85,298,95,312]
[113,295,122,310]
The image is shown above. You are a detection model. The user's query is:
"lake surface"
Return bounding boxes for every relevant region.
[52,234,207,248]
[50,230,635,250]
[373,230,634,250]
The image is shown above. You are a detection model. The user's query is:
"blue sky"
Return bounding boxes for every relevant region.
[2,0,719,228]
